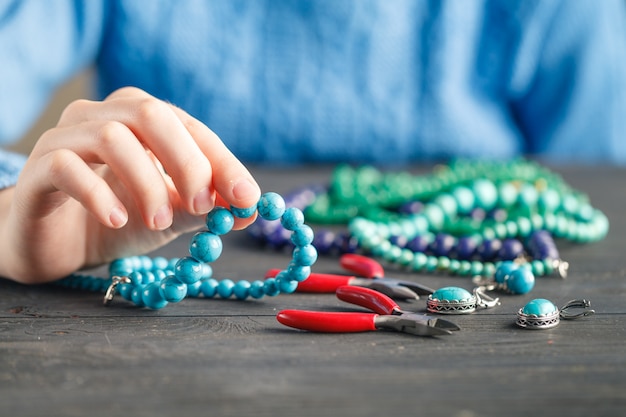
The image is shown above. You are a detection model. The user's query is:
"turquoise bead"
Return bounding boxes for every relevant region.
[497,182,518,207]
[412,252,428,270]
[448,259,461,273]
[518,184,539,208]
[153,269,167,281]
[217,279,235,298]
[142,282,168,309]
[127,271,143,286]
[285,264,311,282]
[506,267,535,294]
[538,188,561,212]
[432,286,473,302]
[494,261,518,284]
[130,286,145,307]
[530,260,545,276]
[292,244,318,266]
[451,186,475,214]
[152,256,169,270]
[109,258,135,276]
[516,217,532,237]
[470,260,483,275]
[249,280,266,299]
[159,276,187,303]
[457,260,472,275]
[257,192,286,221]
[230,204,257,219]
[205,207,235,235]
[263,278,281,296]
[433,194,458,219]
[174,256,205,284]
[280,207,305,230]
[140,271,156,284]
[438,256,451,271]
[482,262,496,277]
[139,256,153,270]
[200,278,219,298]
[233,280,251,300]
[189,231,223,263]
[472,179,498,210]
[384,245,403,263]
[426,256,438,272]
[118,283,134,300]
[291,224,314,247]
[422,204,445,230]
[167,258,180,270]
[186,280,202,297]
[522,298,557,316]
[275,272,298,293]
[201,263,213,279]
[561,194,580,214]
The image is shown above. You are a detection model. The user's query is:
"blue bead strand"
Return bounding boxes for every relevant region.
[56,192,316,309]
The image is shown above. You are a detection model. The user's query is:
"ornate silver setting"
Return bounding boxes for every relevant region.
[427,295,477,315]
[516,308,560,330]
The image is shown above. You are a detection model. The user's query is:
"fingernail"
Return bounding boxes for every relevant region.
[193,186,213,214]
[109,206,128,228]
[232,179,259,202]
[153,204,173,230]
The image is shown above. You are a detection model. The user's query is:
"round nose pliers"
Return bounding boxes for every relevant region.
[277,285,460,337]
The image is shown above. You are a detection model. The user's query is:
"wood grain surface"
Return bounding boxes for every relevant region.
[1,165,625,417]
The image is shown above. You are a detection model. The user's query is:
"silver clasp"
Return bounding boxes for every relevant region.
[104,276,131,306]
[473,286,501,309]
[559,299,595,320]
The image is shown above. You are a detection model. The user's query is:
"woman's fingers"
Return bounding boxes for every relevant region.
[59,89,221,217]
[20,148,128,229]
[58,87,260,228]
[31,121,175,230]
[169,107,261,227]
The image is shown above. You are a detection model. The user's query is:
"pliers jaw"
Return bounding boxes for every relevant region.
[375,314,460,336]
[351,278,435,301]
[350,278,418,300]
[340,254,436,300]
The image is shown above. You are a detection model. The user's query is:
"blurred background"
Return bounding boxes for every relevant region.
[7,69,93,154]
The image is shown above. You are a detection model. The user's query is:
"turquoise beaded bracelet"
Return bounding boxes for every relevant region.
[58,192,318,309]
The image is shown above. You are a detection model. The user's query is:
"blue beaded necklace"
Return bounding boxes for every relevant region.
[57,192,318,309]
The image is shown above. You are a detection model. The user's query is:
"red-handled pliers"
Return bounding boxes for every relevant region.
[266,253,435,301]
[277,285,460,337]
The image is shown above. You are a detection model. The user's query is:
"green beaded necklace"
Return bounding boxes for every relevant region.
[304,159,608,278]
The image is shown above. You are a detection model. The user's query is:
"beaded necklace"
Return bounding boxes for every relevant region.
[57,192,318,309]
[250,159,608,279]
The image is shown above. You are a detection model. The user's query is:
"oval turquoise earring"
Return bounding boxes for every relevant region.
[516,299,595,329]
[426,286,500,314]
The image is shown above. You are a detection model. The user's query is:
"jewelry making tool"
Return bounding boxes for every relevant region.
[277,285,460,337]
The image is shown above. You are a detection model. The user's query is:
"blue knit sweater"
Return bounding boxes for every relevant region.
[1,0,626,188]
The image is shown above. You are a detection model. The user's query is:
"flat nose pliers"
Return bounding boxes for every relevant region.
[277,285,460,337]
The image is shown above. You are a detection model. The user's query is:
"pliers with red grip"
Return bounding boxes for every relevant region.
[277,285,460,337]
[266,253,435,301]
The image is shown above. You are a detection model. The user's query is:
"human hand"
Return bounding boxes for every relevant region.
[0,87,260,283]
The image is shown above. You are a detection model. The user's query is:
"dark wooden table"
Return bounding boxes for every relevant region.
[1,165,625,417]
